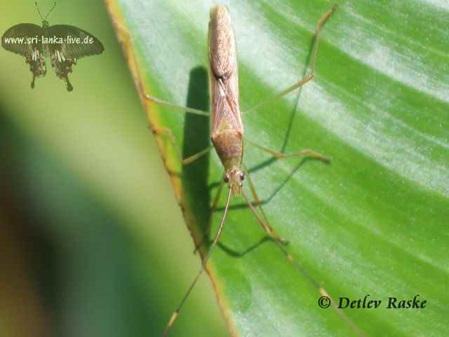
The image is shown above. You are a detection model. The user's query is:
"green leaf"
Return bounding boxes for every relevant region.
[108,1,448,336]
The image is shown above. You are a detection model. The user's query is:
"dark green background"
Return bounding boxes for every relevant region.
[0,1,227,336]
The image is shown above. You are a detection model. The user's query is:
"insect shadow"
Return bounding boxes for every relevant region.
[180,66,212,239]
[214,155,314,258]
[179,66,307,257]
[115,5,348,336]
[181,25,330,255]
[180,66,318,257]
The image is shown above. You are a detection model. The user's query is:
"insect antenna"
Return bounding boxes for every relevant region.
[34,2,56,22]
[163,187,232,337]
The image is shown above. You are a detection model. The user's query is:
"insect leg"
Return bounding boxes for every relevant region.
[148,126,213,167]
[240,166,366,337]
[113,19,210,116]
[245,138,331,163]
[111,20,214,165]
[240,164,289,244]
[243,3,337,114]
[241,188,289,245]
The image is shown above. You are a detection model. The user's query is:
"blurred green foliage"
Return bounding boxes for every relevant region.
[0,1,227,337]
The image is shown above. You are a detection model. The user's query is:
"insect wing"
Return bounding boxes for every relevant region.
[208,6,243,135]
[45,25,104,91]
[1,23,47,88]
[46,24,104,58]
[210,79,241,133]
[2,23,42,55]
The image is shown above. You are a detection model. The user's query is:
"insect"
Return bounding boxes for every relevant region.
[1,2,104,91]
[110,3,358,336]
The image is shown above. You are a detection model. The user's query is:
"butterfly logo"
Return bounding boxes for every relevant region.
[1,2,104,91]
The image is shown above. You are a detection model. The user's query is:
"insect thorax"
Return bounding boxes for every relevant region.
[212,129,243,171]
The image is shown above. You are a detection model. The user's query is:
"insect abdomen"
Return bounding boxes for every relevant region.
[209,5,237,79]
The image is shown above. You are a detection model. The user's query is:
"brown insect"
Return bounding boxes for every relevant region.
[160,5,336,336]
[109,3,355,337]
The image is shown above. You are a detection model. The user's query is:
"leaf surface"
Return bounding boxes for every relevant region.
[107,1,449,336]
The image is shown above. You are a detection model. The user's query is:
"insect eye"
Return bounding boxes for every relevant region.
[223,174,229,182]
[239,172,245,181]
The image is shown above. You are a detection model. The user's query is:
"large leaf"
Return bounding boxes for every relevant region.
[107,1,448,336]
